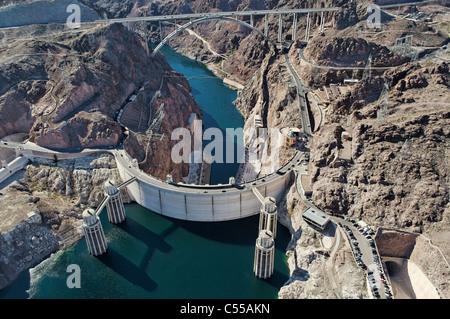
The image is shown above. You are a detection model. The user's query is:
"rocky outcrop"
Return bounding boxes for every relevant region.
[0,210,61,290]
[305,37,407,68]
[0,153,127,289]
[277,185,369,299]
[31,111,123,149]
[24,154,128,206]
[333,1,360,31]
[0,22,202,182]
[310,111,449,231]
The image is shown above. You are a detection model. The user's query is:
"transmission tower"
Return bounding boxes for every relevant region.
[148,104,165,132]
[376,81,390,123]
[400,138,409,154]
[351,68,357,80]
[362,54,372,81]
[61,58,71,88]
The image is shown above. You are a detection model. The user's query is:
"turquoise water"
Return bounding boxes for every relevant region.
[157,45,245,185]
[1,205,290,299]
[0,45,291,299]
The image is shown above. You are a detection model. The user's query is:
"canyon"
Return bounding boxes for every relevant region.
[0,0,449,298]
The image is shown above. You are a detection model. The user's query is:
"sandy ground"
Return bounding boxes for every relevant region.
[0,170,36,233]
[384,257,441,299]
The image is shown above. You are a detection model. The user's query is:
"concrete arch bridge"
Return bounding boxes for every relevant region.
[97,8,340,55]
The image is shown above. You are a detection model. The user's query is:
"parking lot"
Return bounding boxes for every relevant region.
[335,216,393,299]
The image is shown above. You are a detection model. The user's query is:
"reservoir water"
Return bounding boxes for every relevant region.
[0,46,291,299]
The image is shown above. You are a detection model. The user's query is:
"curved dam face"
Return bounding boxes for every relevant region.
[114,150,294,222]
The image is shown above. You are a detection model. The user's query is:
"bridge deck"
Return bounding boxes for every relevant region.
[97,8,340,25]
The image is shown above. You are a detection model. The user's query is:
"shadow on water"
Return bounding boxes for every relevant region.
[94,210,184,292]
[166,214,291,289]
[96,248,158,293]
[0,269,30,299]
[116,216,176,271]
[168,215,289,249]
[200,108,243,185]
[117,217,173,254]
[190,87,201,96]
[167,215,259,246]
[266,268,291,290]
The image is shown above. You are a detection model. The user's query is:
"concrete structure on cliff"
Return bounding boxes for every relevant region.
[258,197,278,239]
[114,148,297,222]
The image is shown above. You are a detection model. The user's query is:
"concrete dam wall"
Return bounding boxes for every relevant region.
[8,143,295,222]
[115,150,293,222]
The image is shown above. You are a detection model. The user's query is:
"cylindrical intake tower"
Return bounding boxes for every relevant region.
[104,180,126,224]
[82,208,108,256]
[253,229,275,279]
[258,196,278,239]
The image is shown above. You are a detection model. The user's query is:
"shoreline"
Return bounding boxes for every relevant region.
[0,42,291,297]
[168,24,246,91]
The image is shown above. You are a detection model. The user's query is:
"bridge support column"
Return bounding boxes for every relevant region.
[253,230,275,279]
[259,196,278,239]
[83,209,108,256]
[264,14,268,37]
[278,14,283,43]
[145,34,150,57]
[305,12,311,41]
[320,11,325,33]
[292,13,298,41]
[104,180,126,224]
[250,14,254,27]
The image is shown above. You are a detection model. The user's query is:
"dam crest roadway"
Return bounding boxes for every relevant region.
[0,141,302,222]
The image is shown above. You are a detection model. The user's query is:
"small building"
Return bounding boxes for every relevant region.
[302,207,330,230]
[279,127,301,149]
[341,131,352,141]
[254,115,263,129]
[286,130,296,148]
[343,79,359,85]
[300,174,312,197]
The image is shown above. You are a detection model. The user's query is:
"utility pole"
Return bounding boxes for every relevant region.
[362,54,372,81]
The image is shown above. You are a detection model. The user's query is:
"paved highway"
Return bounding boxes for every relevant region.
[284,52,312,136]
